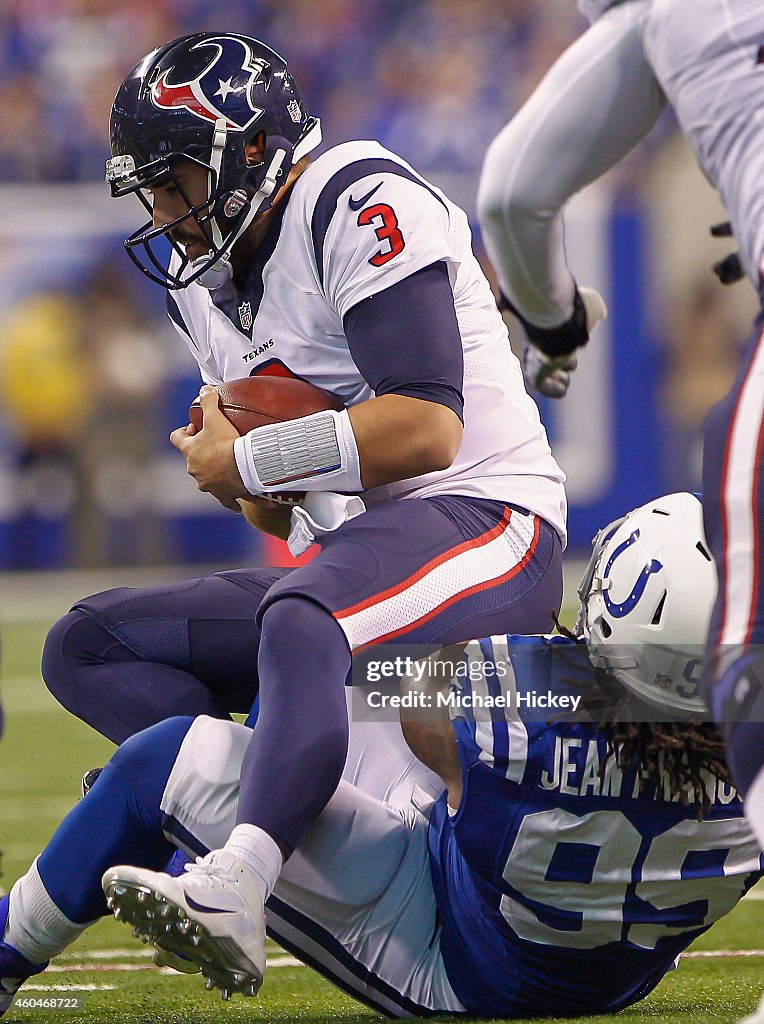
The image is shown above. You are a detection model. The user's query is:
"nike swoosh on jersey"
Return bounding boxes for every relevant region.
[348,181,383,211]
[185,895,235,915]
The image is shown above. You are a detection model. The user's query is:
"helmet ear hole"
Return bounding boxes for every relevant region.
[245,132,267,165]
[600,618,612,638]
[696,540,712,561]
[651,590,667,626]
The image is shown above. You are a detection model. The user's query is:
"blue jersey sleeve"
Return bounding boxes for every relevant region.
[451,635,590,782]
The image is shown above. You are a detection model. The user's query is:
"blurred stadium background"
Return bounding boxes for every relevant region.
[0,0,759,571]
[2,5,764,1020]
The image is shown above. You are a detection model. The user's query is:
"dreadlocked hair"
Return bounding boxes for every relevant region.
[552,616,730,821]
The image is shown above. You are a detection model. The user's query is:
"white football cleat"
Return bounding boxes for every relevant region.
[152,946,201,974]
[102,850,266,1000]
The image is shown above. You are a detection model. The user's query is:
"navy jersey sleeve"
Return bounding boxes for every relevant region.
[342,261,464,421]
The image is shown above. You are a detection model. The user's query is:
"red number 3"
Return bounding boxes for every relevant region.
[357,203,405,266]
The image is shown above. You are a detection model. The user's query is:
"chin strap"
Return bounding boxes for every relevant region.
[192,253,234,290]
[191,143,288,291]
[192,120,322,292]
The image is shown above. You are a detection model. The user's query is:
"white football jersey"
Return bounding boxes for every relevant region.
[643,0,764,290]
[168,141,566,542]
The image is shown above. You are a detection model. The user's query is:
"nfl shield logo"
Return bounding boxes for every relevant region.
[654,673,672,690]
[238,301,253,330]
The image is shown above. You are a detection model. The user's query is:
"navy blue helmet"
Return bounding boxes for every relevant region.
[106,32,321,289]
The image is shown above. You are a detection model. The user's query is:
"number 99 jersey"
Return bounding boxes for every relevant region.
[428,635,763,1018]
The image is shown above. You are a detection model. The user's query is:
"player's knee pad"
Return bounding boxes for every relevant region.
[41,609,106,702]
[259,593,338,643]
[478,129,560,233]
[476,136,525,233]
[476,157,505,233]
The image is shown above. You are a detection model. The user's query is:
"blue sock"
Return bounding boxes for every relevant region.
[236,598,351,856]
[37,717,194,923]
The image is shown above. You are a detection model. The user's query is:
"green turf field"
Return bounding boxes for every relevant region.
[1,618,763,1024]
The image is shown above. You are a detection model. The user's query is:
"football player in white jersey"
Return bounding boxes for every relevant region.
[2,494,761,1015]
[477,0,764,909]
[41,32,568,997]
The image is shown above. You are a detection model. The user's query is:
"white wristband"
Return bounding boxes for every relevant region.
[233,408,363,495]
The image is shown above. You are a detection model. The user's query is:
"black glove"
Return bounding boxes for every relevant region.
[499,286,607,399]
[499,286,592,357]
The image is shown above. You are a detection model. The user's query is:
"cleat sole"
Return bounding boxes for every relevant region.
[103,878,263,999]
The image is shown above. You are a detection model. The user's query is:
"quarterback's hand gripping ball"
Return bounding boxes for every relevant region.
[178,376,345,509]
[188,376,344,434]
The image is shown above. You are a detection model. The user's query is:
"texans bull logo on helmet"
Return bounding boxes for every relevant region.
[150,36,269,133]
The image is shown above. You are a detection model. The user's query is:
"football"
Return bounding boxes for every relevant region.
[189,375,345,434]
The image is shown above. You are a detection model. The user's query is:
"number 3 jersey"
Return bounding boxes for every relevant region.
[428,635,763,1018]
[167,140,566,542]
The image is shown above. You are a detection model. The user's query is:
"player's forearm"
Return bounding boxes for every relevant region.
[239,497,292,540]
[477,3,665,328]
[348,394,462,490]
[478,89,581,327]
[399,644,466,809]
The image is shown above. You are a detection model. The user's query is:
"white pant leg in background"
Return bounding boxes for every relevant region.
[477,0,665,327]
[578,0,640,23]
[159,711,463,1017]
[644,0,764,287]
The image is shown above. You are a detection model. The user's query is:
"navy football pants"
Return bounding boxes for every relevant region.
[43,495,562,852]
[703,314,764,793]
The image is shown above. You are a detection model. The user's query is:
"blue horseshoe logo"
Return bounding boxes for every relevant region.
[602,530,662,618]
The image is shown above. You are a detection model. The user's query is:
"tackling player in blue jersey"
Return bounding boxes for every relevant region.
[421,491,753,1016]
[2,493,761,1016]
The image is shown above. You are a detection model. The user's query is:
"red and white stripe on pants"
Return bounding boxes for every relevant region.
[718,320,764,649]
[333,507,541,652]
